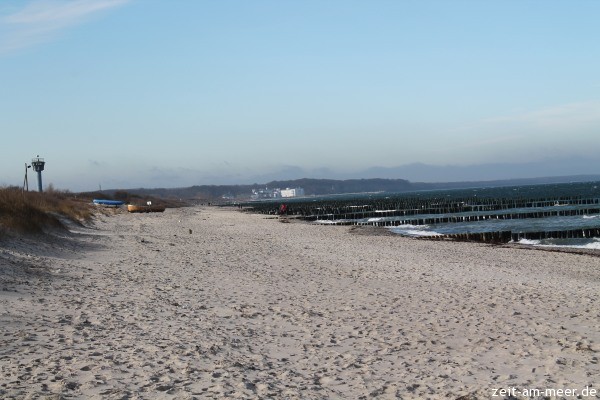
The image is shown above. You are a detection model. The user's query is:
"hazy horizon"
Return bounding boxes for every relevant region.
[2,1,599,191]
[52,157,600,192]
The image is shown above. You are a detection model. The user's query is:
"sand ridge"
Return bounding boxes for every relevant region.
[1,206,599,399]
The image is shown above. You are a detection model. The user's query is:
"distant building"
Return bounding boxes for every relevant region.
[280,187,305,198]
[250,187,305,199]
[251,187,281,200]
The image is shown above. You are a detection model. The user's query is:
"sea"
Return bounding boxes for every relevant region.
[287,181,600,250]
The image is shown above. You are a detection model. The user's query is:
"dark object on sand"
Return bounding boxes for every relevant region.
[127,204,166,213]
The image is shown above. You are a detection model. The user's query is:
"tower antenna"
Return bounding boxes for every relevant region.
[23,163,31,193]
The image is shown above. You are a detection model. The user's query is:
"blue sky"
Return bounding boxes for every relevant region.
[1,0,599,191]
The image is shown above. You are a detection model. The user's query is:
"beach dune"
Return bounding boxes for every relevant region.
[1,206,599,399]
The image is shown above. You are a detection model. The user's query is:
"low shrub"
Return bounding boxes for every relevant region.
[0,187,94,234]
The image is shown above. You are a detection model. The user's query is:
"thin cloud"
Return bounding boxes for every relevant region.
[429,101,600,161]
[431,134,521,153]
[0,0,129,54]
[445,101,600,144]
[483,101,600,131]
[88,159,107,167]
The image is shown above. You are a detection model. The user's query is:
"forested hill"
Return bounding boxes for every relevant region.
[95,178,412,200]
[265,178,411,195]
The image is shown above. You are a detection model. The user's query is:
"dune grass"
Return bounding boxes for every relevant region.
[0,187,94,235]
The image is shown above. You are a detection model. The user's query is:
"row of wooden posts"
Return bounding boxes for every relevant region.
[422,228,600,244]
[245,197,600,223]
[310,207,600,225]
[243,194,600,243]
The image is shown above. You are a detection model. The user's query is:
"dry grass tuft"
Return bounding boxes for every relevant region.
[0,187,95,235]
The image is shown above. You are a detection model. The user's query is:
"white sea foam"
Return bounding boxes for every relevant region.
[402,230,442,237]
[557,240,600,250]
[390,224,442,237]
[579,242,600,250]
[315,220,338,225]
[517,238,541,246]
[393,224,426,229]
[583,215,599,219]
[518,238,600,250]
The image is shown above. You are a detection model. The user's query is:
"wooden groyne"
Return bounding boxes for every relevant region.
[241,191,600,243]
[420,228,600,244]
[511,228,600,241]
[244,195,600,221]
[310,207,600,226]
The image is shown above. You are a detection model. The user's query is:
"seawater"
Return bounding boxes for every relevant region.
[311,181,600,250]
[388,212,600,235]
[390,215,600,249]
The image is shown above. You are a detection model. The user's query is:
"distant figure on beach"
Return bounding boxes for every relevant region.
[279,204,288,215]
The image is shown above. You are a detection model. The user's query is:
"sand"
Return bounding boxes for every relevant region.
[1,206,599,399]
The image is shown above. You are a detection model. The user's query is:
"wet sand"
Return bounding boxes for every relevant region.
[1,206,599,399]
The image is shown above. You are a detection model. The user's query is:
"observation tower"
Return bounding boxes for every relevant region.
[31,156,45,192]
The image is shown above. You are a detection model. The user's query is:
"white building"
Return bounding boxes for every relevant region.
[251,188,281,200]
[280,187,305,198]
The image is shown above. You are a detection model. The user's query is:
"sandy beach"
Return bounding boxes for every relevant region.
[1,206,599,399]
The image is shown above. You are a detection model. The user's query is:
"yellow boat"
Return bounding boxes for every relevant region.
[127,204,166,213]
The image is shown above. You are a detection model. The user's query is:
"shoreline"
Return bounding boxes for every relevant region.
[1,206,599,399]
[336,223,600,258]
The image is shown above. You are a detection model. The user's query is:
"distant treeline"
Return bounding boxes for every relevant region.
[96,179,410,201]
[90,175,600,201]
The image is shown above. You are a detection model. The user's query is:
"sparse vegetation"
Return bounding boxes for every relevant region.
[0,187,188,238]
[0,187,94,235]
[79,190,188,208]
